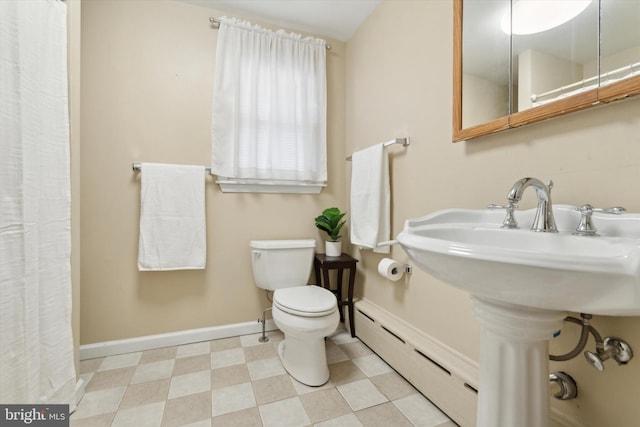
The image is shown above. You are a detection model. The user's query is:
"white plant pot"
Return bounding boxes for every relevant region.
[325,241,342,257]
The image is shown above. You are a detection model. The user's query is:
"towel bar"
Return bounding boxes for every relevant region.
[132,163,212,174]
[346,137,410,161]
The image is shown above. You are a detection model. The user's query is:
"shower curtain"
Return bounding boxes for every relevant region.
[0,0,76,407]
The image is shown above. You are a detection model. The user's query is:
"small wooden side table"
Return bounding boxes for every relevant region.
[313,253,359,338]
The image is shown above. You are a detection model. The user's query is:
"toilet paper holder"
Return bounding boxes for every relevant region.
[378,258,413,281]
[392,264,413,274]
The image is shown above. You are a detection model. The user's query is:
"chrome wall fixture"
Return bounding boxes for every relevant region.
[131,163,212,174]
[546,314,634,400]
[257,290,273,343]
[346,137,410,161]
[549,372,578,400]
[549,313,634,370]
[584,337,634,371]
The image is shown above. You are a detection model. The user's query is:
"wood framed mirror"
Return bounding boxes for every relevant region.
[453,0,640,142]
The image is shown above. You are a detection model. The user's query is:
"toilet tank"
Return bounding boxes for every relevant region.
[250,239,316,291]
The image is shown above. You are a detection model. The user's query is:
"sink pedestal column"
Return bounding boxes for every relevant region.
[471,296,567,427]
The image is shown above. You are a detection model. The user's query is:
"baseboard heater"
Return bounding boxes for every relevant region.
[354,298,479,427]
[354,299,586,427]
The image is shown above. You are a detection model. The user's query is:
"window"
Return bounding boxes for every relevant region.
[211,18,327,194]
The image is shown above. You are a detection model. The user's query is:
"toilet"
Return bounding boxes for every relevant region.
[250,239,339,386]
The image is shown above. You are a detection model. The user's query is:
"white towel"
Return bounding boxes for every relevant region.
[350,143,390,254]
[138,163,207,270]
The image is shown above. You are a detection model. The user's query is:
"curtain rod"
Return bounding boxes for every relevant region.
[209,17,332,50]
[530,61,640,102]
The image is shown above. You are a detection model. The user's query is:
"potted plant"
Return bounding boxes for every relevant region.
[314,207,347,256]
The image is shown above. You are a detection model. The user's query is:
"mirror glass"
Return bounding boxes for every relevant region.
[512,0,598,111]
[455,0,640,141]
[599,0,640,89]
[461,0,510,129]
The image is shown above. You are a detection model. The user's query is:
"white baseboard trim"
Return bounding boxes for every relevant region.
[79,319,278,360]
[551,408,588,427]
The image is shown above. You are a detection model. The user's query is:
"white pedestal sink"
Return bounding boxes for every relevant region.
[472,297,566,427]
[397,205,640,427]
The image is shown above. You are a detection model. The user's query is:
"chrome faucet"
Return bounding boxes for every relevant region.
[507,178,558,232]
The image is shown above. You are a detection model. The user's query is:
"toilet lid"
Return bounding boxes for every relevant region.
[274,286,337,317]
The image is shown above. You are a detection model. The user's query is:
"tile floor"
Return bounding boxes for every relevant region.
[71,326,457,427]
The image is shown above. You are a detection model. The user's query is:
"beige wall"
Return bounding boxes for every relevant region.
[80,0,346,343]
[462,73,508,128]
[346,1,640,426]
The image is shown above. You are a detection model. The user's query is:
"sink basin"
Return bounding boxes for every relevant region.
[397,204,640,316]
[397,204,640,427]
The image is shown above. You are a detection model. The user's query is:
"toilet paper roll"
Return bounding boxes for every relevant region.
[378,258,404,281]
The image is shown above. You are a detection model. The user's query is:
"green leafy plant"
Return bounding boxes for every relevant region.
[314,207,347,242]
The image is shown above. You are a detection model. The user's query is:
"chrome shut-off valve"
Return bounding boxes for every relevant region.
[584,337,634,371]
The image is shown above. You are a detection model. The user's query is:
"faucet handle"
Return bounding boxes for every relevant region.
[591,206,626,215]
[488,202,519,229]
[573,204,626,236]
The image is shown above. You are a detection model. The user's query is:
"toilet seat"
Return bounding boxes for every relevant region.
[274,286,337,317]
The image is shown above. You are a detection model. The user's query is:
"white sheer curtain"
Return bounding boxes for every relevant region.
[211,18,327,183]
[0,0,76,407]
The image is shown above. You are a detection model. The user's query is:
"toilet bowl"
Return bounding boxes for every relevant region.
[273,286,339,386]
[250,239,339,386]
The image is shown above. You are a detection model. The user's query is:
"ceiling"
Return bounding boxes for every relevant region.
[177,0,382,41]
